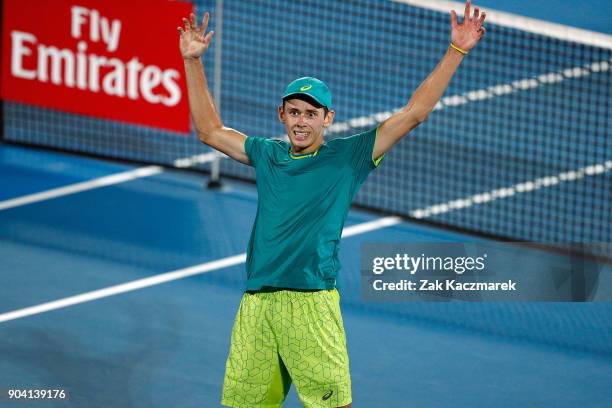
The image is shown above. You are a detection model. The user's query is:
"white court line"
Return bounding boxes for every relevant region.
[0,254,247,323]
[0,153,220,211]
[0,166,163,211]
[342,216,403,237]
[0,217,403,323]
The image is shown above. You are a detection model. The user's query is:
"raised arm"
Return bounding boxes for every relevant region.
[373,0,486,160]
[178,12,249,165]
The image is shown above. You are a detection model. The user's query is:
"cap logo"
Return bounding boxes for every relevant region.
[300,84,313,91]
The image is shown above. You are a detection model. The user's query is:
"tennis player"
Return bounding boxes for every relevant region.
[178,1,485,406]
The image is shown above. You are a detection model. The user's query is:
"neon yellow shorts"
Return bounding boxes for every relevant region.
[221,289,352,408]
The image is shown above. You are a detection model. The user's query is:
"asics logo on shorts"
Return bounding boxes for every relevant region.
[322,390,333,401]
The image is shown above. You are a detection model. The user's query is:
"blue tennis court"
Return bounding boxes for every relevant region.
[1,144,611,407]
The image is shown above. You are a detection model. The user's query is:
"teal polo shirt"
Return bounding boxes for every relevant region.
[244,128,382,291]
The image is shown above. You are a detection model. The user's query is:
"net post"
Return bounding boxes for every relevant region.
[207,0,223,189]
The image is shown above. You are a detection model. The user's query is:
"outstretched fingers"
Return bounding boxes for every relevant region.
[463,0,471,25]
[450,10,458,29]
[204,30,214,45]
[200,12,210,34]
[190,13,198,31]
[182,17,191,33]
[478,12,486,28]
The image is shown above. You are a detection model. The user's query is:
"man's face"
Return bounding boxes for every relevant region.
[278,98,334,154]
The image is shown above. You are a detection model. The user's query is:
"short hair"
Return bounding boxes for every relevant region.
[282,94,329,117]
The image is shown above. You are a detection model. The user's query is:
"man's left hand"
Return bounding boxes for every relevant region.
[450,0,486,52]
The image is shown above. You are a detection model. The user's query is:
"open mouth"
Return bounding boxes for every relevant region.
[293,130,309,141]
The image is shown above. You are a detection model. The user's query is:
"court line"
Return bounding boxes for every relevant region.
[0,165,163,211]
[0,254,246,323]
[342,216,403,237]
[0,216,402,324]
[395,0,612,50]
[0,152,219,211]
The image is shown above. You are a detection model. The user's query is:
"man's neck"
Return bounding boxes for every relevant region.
[290,137,324,155]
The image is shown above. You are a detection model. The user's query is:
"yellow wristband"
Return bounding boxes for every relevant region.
[450,42,468,55]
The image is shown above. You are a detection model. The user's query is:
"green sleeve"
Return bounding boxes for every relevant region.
[346,127,383,182]
[244,136,273,168]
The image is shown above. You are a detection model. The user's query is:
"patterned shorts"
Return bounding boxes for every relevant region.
[221,289,351,407]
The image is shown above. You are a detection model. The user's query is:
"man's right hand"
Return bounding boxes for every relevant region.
[178,12,214,60]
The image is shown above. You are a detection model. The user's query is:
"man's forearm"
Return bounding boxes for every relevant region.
[376,46,464,155]
[183,58,223,138]
[371,1,485,159]
[405,46,464,123]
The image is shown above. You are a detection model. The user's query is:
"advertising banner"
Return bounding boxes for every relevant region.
[1,0,193,133]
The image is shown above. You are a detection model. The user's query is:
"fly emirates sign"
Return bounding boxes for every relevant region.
[1,0,193,133]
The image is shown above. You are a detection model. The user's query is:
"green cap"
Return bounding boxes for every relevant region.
[282,77,332,109]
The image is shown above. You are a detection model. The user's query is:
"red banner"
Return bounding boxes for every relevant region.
[1,0,193,133]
